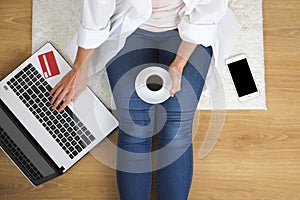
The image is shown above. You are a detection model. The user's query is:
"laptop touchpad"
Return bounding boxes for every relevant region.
[68,88,98,118]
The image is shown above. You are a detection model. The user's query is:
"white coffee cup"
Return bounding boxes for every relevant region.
[135,66,172,104]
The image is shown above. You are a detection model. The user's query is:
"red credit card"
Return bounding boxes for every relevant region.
[38,51,60,79]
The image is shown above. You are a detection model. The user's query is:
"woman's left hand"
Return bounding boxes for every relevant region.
[169,57,187,97]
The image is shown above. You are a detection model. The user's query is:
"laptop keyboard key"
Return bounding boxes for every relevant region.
[69,146,74,152]
[31,85,40,94]
[75,145,82,153]
[67,136,73,142]
[72,151,78,157]
[75,136,80,141]
[65,142,70,147]
[38,85,46,93]
[71,140,77,146]
[46,84,52,92]
[23,92,30,101]
[81,135,91,145]
[89,135,95,142]
[61,138,67,143]
[63,132,70,138]
[78,140,87,149]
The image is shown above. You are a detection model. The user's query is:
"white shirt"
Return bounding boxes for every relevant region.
[139,0,185,32]
[76,0,230,49]
[67,0,240,75]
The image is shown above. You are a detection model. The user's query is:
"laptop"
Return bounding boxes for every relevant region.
[0,43,118,186]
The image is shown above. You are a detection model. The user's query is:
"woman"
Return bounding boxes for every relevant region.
[50,0,238,199]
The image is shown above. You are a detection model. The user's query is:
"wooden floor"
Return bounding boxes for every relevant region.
[0,0,299,199]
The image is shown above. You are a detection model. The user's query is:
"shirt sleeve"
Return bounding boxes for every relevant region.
[178,0,228,46]
[77,0,116,49]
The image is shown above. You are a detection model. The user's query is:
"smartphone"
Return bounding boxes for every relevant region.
[225,54,260,102]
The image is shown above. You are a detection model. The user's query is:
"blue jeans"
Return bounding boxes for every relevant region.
[106,28,212,200]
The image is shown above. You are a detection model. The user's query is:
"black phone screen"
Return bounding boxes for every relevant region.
[227,58,258,97]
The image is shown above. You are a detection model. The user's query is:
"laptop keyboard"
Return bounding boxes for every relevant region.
[6,64,95,159]
[0,126,44,181]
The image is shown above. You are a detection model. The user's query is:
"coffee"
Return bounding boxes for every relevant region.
[146,75,163,91]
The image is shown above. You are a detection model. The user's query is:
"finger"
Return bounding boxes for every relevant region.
[170,77,176,97]
[50,86,63,104]
[170,89,174,97]
[170,80,177,97]
[52,89,71,110]
[58,92,73,112]
[50,81,62,95]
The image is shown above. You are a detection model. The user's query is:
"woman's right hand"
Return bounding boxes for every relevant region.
[50,65,88,112]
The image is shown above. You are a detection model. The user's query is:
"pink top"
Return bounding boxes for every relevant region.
[140,0,184,32]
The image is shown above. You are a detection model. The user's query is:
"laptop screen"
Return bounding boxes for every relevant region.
[0,99,62,186]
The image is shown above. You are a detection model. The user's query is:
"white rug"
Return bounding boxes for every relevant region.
[32,0,267,110]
